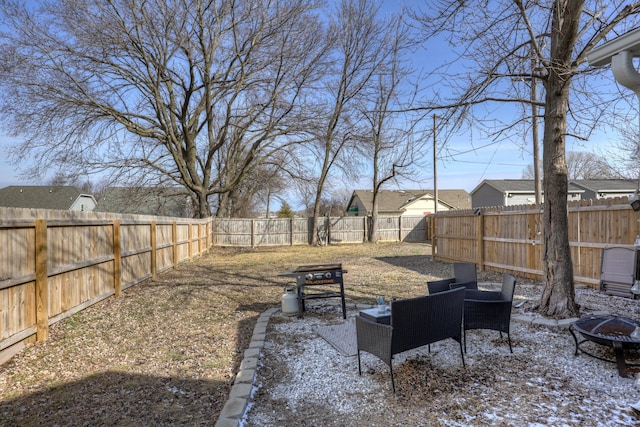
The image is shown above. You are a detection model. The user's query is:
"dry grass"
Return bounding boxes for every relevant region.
[0,242,460,426]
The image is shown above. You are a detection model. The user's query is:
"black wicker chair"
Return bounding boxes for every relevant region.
[463,272,517,353]
[355,287,466,392]
[427,262,478,294]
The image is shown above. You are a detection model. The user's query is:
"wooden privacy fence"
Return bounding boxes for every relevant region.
[0,207,212,364]
[0,208,426,364]
[6,197,636,363]
[433,197,640,287]
[211,215,428,246]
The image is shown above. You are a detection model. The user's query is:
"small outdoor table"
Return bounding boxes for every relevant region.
[359,307,391,325]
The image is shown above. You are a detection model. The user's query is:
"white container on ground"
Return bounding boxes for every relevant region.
[281,286,298,316]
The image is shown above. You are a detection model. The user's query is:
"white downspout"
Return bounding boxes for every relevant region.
[612,50,640,298]
[612,51,640,198]
[612,50,640,100]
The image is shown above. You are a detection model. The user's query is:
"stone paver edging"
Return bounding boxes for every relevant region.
[215,307,278,427]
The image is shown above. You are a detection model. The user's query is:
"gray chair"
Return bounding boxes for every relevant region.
[599,247,635,297]
[427,262,478,294]
[463,272,517,353]
[355,287,466,392]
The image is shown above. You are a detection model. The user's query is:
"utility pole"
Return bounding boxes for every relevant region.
[433,114,438,216]
[531,56,542,206]
[432,114,438,254]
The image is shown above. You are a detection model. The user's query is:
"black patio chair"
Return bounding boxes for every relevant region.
[355,287,466,392]
[427,262,478,294]
[463,272,517,353]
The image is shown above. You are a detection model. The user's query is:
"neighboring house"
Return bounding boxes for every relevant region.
[471,179,586,208]
[95,186,194,218]
[570,179,638,200]
[0,185,97,211]
[346,189,471,217]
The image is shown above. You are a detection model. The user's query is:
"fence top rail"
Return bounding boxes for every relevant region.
[0,219,115,228]
[434,196,635,218]
[0,218,212,229]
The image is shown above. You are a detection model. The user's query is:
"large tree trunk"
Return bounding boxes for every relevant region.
[538,0,583,318]
[311,182,324,245]
[369,193,379,243]
[195,191,211,219]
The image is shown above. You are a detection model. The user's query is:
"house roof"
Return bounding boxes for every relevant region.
[0,185,93,210]
[570,179,637,193]
[350,189,471,213]
[96,186,192,217]
[471,179,584,195]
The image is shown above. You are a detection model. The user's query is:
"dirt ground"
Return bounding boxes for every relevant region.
[0,243,443,425]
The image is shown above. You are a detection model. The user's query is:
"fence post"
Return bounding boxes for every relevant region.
[363,216,368,243]
[251,219,256,248]
[290,217,294,246]
[202,221,207,252]
[113,220,122,297]
[432,214,438,259]
[209,219,213,250]
[476,212,484,271]
[398,216,402,242]
[35,219,48,342]
[151,221,157,278]
[172,221,178,268]
[188,222,193,261]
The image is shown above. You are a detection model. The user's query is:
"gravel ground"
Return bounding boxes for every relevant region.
[244,284,640,426]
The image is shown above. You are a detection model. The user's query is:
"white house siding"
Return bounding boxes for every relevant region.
[69,195,97,212]
[403,199,433,216]
[506,194,533,206]
[402,199,451,216]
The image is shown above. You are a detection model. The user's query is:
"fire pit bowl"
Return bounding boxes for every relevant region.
[570,314,640,377]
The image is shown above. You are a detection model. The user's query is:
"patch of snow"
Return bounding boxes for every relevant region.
[245,297,640,426]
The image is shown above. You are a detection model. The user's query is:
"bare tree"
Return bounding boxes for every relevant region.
[413,0,640,317]
[0,0,326,218]
[602,126,640,180]
[303,0,387,244]
[45,170,100,194]
[217,161,289,218]
[568,151,616,179]
[356,13,421,242]
[522,150,617,179]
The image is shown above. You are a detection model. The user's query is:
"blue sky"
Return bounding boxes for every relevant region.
[0,135,22,188]
[0,0,631,194]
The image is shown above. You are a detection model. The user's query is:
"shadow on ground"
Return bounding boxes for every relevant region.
[0,371,223,426]
[375,254,437,275]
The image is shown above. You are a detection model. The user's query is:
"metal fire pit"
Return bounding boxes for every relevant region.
[278,264,347,319]
[570,314,640,377]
